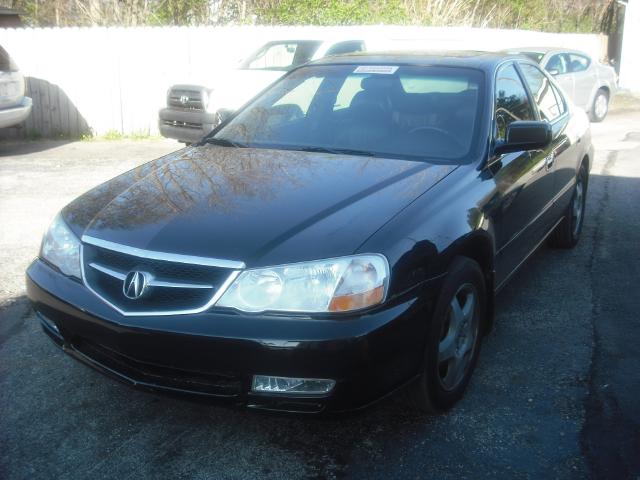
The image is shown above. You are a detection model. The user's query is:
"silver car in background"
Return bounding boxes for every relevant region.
[508,47,617,122]
[0,45,32,129]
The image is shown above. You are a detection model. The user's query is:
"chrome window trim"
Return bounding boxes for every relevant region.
[80,241,243,317]
[81,235,246,269]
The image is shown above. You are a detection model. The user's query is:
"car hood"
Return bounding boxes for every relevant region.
[63,145,456,267]
[211,69,285,111]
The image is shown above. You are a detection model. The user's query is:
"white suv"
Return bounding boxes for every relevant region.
[159,38,367,143]
[0,45,32,129]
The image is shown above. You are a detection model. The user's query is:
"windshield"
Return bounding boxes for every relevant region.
[240,41,323,71]
[213,64,485,163]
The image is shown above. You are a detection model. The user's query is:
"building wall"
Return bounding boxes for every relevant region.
[0,25,606,138]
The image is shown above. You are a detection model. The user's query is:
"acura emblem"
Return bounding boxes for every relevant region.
[179,95,189,104]
[123,271,149,299]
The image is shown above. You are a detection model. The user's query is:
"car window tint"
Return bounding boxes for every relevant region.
[333,75,364,110]
[326,41,364,56]
[495,63,535,141]
[216,65,485,163]
[271,76,323,120]
[567,53,590,73]
[400,76,474,93]
[546,54,568,75]
[519,63,562,122]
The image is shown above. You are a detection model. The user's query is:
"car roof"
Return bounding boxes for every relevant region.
[310,50,527,70]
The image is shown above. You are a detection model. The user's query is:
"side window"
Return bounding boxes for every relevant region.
[495,63,535,141]
[519,63,563,122]
[545,54,568,75]
[566,53,590,73]
[325,41,364,56]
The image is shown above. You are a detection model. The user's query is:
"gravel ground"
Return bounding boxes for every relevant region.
[1,114,639,479]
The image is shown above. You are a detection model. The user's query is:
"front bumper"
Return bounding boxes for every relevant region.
[27,260,436,413]
[0,96,32,129]
[158,108,216,144]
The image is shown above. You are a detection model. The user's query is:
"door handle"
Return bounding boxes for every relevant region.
[544,151,556,170]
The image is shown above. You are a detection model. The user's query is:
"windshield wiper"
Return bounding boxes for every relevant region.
[295,146,379,158]
[202,137,246,148]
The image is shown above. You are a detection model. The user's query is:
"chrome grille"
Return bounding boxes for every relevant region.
[168,88,205,111]
[80,237,242,316]
[162,119,202,130]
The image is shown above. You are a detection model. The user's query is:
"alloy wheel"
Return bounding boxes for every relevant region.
[437,283,480,391]
[594,93,608,120]
[572,175,585,237]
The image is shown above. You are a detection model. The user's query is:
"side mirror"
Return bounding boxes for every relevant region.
[494,121,552,155]
[547,68,559,76]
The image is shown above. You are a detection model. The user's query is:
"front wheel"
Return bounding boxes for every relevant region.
[408,256,486,413]
[590,89,609,122]
[550,164,588,249]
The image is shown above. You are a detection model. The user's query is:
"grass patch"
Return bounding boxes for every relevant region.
[81,129,162,141]
[610,92,640,114]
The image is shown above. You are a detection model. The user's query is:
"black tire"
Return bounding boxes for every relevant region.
[550,163,588,249]
[590,88,609,123]
[408,256,486,413]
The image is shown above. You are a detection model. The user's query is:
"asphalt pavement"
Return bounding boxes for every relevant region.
[1,113,639,479]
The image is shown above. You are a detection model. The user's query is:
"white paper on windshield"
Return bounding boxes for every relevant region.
[353,66,399,75]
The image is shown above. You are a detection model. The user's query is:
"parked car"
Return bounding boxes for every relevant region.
[28,51,593,414]
[0,45,32,129]
[159,38,367,143]
[506,47,617,122]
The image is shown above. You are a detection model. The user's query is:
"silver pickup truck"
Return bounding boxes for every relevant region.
[159,38,367,143]
[0,45,32,129]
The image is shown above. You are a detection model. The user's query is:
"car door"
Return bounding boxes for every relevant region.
[565,52,593,110]
[518,62,574,224]
[490,62,558,285]
[545,53,574,102]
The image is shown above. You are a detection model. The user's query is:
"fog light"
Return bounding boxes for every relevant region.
[252,375,335,395]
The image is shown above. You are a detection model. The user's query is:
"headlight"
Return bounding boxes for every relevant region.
[217,254,389,313]
[40,214,81,279]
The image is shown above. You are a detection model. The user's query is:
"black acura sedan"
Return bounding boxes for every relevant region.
[27,52,592,414]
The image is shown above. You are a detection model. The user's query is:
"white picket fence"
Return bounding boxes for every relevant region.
[0,25,606,138]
